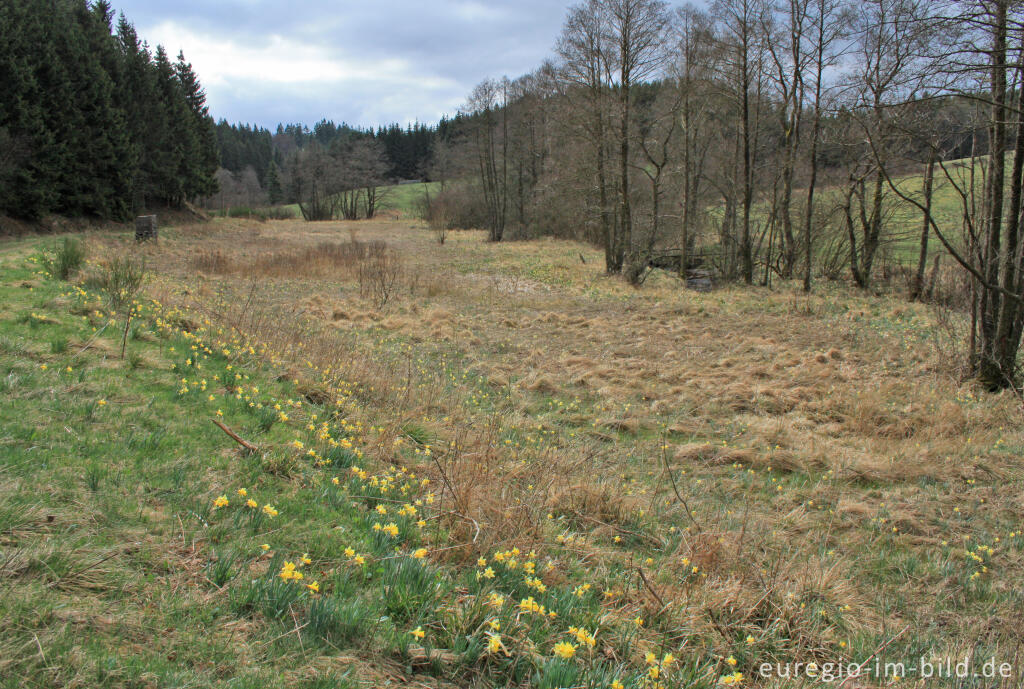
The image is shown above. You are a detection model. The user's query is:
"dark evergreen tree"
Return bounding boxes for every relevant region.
[0,1,220,220]
[175,51,219,199]
[265,160,284,205]
[0,1,58,218]
[58,0,133,218]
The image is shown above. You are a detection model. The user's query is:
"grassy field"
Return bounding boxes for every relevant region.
[1,217,1022,688]
[377,182,439,217]
[280,181,439,221]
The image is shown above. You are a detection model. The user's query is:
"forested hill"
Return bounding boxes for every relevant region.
[0,0,219,222]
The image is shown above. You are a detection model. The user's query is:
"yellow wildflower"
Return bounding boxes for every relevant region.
[552,641,576,660]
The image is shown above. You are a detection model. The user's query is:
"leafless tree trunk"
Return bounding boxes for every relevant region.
[910,152,935,301]
[673,5,718,281]
[715,0,762,284]
[605,0,671,273]
[802,0,846,292]
[466,78,510,242]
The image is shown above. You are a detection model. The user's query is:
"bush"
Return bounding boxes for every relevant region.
[42,236,86,280]
[215,205,295,221]
[84,253,146,311]
[357,241,403,309]
[421,184,488,231]
[225,206,264,220]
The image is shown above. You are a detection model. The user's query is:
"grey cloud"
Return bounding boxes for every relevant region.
[112,0,572,127]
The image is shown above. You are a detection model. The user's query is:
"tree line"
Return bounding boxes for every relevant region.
[209,118,452,211]
[0,0,219,221]
[425,0,1022,389]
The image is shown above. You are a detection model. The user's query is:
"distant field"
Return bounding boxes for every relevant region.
[2,216,1021,687]
[278,181,439,220]
[377,181,440,216]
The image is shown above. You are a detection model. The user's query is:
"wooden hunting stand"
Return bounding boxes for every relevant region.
[135,215,157,242]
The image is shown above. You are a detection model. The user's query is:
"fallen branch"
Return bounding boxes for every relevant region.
[212,419,258,453]
[637,566,668,612]
[661,435,703,533]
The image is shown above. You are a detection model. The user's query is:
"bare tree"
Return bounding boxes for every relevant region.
[557,0,617,269]
[842,0,931,289]
[465,78,510,242]
[627,84,681,283]
[355,139,392,219]
[714,0,767,284]
[673,5,720,279]
[606,0,672,273]
[879,0,1024,388]
[762,0,809,279]
[291,144,343,221]
[802,0,848,291]
[239,166,263,207]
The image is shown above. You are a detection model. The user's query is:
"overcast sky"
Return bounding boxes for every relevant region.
[111,1,576,130]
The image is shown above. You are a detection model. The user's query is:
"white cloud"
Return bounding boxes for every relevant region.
[149,21,439,87]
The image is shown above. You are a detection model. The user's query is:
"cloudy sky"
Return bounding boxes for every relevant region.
[112,1,575,130]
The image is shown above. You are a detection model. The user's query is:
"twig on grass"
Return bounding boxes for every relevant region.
[212,418,259,453]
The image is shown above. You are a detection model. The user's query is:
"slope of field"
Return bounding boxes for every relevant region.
[1,218,1022,688]
[377,181,439,217]
[279,181,439,221]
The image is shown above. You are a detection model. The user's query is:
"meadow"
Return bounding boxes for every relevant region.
[0,214,1022,689]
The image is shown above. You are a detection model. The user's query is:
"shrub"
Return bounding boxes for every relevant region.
[357,241,403,309]
[42,237,86,280]
[225,206,267,221]
[84,254,146,311]
[426,184,489,230]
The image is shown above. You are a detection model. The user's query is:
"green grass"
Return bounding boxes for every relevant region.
[282,181,440,220]
[377,181,439,217]
[0,234,646,688]
[0,243,435,687]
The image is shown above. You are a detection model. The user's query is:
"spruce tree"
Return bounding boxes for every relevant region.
[0,0,57,218]
[116,14,167,211]
[265,160,283,205]
[175,51,219,200]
